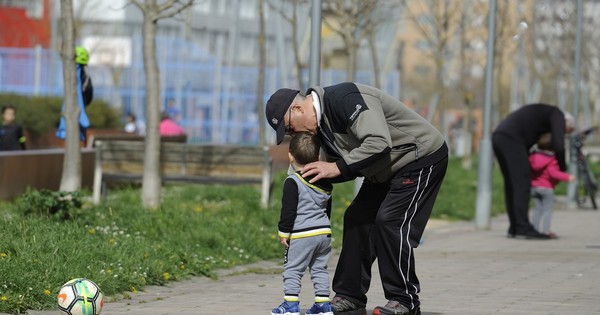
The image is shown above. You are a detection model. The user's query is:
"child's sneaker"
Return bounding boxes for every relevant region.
[306,302,333,315]
[271,301,300,315]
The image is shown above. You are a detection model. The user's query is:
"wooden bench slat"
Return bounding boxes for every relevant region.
[93,140,272,206]
[103,173,262,185]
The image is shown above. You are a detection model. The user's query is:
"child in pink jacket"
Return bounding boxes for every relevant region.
[529,133,574,239]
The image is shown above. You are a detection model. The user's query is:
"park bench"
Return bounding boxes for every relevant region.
[86,132,187,147]
[92,140,272,207]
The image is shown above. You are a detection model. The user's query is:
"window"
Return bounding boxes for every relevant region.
[195,0,211,14]
[239,0,255,19]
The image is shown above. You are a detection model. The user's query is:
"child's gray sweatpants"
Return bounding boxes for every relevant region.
[283,234,331,299]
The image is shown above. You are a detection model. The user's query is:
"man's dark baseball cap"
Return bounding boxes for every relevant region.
[265,88,300,144]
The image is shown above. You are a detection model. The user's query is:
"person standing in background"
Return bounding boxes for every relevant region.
[0,104,26,151]
[124,112,146,136]
[165,99,181,122]
[529,133,574,239]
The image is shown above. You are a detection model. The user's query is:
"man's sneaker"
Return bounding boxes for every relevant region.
[271,301,300,315]
[372,300,420,315]
[330,296,366,315]
[306,302,334,315]
[514,230,550,240]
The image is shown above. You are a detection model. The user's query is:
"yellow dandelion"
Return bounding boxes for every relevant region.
[43,289,51,296]
[1,296,7,301]
[0,253,7,258]
[131,287,138,293]
[163,272,170,281]
[194,206,203,213]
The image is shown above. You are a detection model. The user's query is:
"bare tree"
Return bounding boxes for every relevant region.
[362,1,397,89]
[532,2,577,107]
[364,20,381,88]
[73,0,104,41]
[490,1,523,118]
[323,0,381,82]
[267,0,309,89]
[130,0,195,208]
[457,0,473,169]
[405,0,462,140]
[455,0,489,169]
[59,0,82,192]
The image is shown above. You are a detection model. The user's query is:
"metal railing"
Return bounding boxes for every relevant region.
[0,43,400,145]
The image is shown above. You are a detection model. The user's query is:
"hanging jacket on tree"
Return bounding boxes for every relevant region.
[56,64,92,141]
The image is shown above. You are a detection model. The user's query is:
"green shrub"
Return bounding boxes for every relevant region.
[17,189,83,220]
[0,93,121,136]
[86,100,122,129]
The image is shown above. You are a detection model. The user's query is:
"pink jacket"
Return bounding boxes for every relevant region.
[159,119,185,136]
[529,150,571,189]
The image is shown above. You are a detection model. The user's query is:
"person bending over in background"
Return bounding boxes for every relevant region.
[492,104,574,240]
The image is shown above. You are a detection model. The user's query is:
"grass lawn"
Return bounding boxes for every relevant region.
[0,157,517,313]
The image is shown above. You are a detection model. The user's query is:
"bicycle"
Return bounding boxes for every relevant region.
[572,126,598,210]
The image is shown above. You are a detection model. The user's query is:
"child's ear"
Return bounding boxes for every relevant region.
[288,152,294,163]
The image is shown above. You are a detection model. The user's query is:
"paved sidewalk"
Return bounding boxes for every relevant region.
[25,204,600,315]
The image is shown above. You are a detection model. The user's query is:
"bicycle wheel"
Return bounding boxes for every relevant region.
[585,173,598,210]
[576,170,588,208]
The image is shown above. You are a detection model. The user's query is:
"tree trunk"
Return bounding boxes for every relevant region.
[257,0,267,147]
[141,13,161,208]
[368,31,380,89]
[291,3,303,89]
[59,0,81,192]
[345,36,357,82]
[435,55,447,141]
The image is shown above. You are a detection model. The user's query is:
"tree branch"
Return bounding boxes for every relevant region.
[156,0,194,20]
[157,0,179,13]
[130,0,146,14]
[267,0,293,24]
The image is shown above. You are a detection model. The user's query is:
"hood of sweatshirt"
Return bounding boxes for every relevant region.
[294,172,332,207]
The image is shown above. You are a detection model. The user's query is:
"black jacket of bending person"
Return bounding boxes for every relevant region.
[493,103,568,171]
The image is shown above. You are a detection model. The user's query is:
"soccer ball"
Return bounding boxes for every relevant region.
[57,278,104,315]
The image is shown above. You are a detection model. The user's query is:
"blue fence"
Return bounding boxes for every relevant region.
[0,39,399,145]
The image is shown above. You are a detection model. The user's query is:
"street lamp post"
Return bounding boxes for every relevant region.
[567,0,584,206]
[309,0,322,88]
[475,0,497,229]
